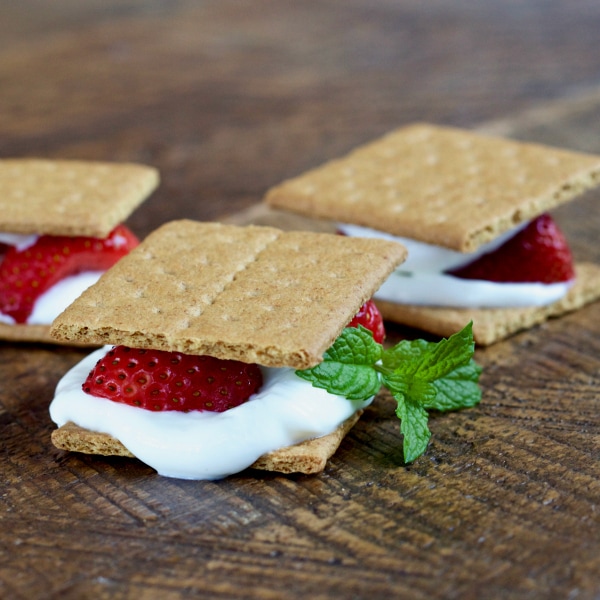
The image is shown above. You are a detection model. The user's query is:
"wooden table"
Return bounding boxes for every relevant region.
[1,2,600,598]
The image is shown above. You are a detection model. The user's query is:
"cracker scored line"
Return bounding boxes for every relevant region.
[51,220,407,369]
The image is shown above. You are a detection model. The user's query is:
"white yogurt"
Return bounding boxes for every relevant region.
[0,233,104,325]
[0,232,38,251]
[50,347,372,480]
[338,223,573,308]
[0,271,103,325]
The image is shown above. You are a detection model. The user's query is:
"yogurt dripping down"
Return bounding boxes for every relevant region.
[337,223,573,308]
[50,347,372,480]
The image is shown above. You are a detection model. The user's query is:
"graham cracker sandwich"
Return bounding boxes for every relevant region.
[0,159,159,343]
[49,220,411,479]
[265,122,600,345]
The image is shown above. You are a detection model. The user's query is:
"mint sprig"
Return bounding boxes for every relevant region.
[295,322,481,464]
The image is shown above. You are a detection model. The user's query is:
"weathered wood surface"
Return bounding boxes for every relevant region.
[1,2,600,598]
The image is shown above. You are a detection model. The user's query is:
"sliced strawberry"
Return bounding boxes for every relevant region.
[348,299,385,343]
[0,224,138,323]
[447,213,575,284]
[83,346,263,413]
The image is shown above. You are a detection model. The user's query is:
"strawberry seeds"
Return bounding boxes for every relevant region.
[0,224,138,323]
[83,346,264,413]
[448,213,575,284]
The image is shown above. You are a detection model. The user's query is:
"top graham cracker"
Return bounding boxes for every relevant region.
[265,123,600,252]
[0,159,159,237]
[51,220,407,369]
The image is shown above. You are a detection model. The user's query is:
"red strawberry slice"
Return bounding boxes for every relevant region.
[447,213,575,284]
[0,224,138,323]
[348,299,385,343]
[83,346,263,413]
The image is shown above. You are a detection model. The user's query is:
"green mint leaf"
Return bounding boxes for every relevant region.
[382,322,475,382]
[383,374,437,405]
[426,359,482,411]
[380,322,480,463]
[416,321,475,380]
[395,394,431,463]
[295,326,382,400]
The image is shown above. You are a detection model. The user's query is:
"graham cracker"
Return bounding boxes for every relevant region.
[51,413,362,475]
[0,322,99,345]
[251,411,362,474]
[0,323,54,344]
[0,159,159,238]
[51,220,407,369]
[264,123,600,252]
[376,262,600,345]
[0,323,68,344]
[52,422,134,458]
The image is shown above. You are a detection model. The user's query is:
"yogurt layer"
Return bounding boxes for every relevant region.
[50,347,371,480]
[0,232,38,251]
[338,223,573,308]
[0,271,103,325]
[0,232,104,325]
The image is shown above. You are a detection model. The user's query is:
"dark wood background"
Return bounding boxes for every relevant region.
[1,2,600,598]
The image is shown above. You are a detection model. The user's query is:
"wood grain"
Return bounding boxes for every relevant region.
[1,2,600,599]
